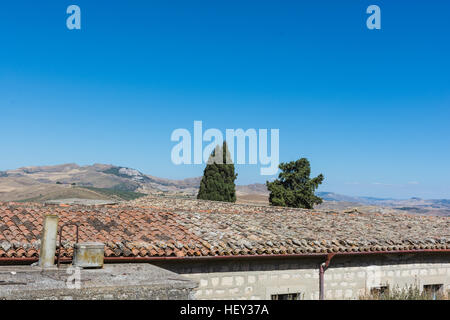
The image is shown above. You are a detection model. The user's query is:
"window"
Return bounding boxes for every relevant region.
[423,284,443,300]
[271,293,302,300]
[370,285,389,298]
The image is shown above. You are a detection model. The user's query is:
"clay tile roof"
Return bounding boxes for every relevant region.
[0,196,449,261]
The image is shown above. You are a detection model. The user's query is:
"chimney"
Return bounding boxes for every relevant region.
[39,214,59,268]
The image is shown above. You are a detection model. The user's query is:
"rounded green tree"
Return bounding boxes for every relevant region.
[197,142,238,202]
[266,158,324,209]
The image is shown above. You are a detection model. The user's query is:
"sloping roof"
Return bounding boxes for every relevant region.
[0,196,449,260]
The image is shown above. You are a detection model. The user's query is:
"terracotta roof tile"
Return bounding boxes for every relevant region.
[0,197,449,260]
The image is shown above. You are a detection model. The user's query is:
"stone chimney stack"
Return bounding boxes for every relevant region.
[38,214,59,268]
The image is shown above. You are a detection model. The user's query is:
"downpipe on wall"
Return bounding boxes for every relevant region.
[319,253,335,300]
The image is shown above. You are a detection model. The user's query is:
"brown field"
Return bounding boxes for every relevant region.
[236,193,269,205]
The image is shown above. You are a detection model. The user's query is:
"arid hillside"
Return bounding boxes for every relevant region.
[0,163,199,202]
[0,163,264,202]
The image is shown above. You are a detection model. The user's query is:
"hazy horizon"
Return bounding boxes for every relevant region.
[1,161,448,201]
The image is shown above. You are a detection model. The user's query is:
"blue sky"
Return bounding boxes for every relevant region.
[0,1,449,199]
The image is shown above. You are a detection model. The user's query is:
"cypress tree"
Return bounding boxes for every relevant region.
[197,142,237,202]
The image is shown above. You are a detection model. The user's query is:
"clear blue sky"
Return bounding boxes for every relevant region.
[1,1,449,199]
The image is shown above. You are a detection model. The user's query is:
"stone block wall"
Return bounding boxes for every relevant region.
[155,253,450,300]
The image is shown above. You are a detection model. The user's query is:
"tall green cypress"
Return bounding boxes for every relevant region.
[197,142,237,202]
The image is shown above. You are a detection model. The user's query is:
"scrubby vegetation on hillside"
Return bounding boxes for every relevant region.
[103,167,130,179]
[82,186,147,201]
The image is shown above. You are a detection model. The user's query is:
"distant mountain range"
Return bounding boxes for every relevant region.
[0,163,448,216]
[316,192,394,204]
[0,163,267,202]
[315,192,450,217]
[0,163,201,202]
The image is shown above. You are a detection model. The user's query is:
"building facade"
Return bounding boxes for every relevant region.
[1,197,449,300]
[157,253,450,300]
